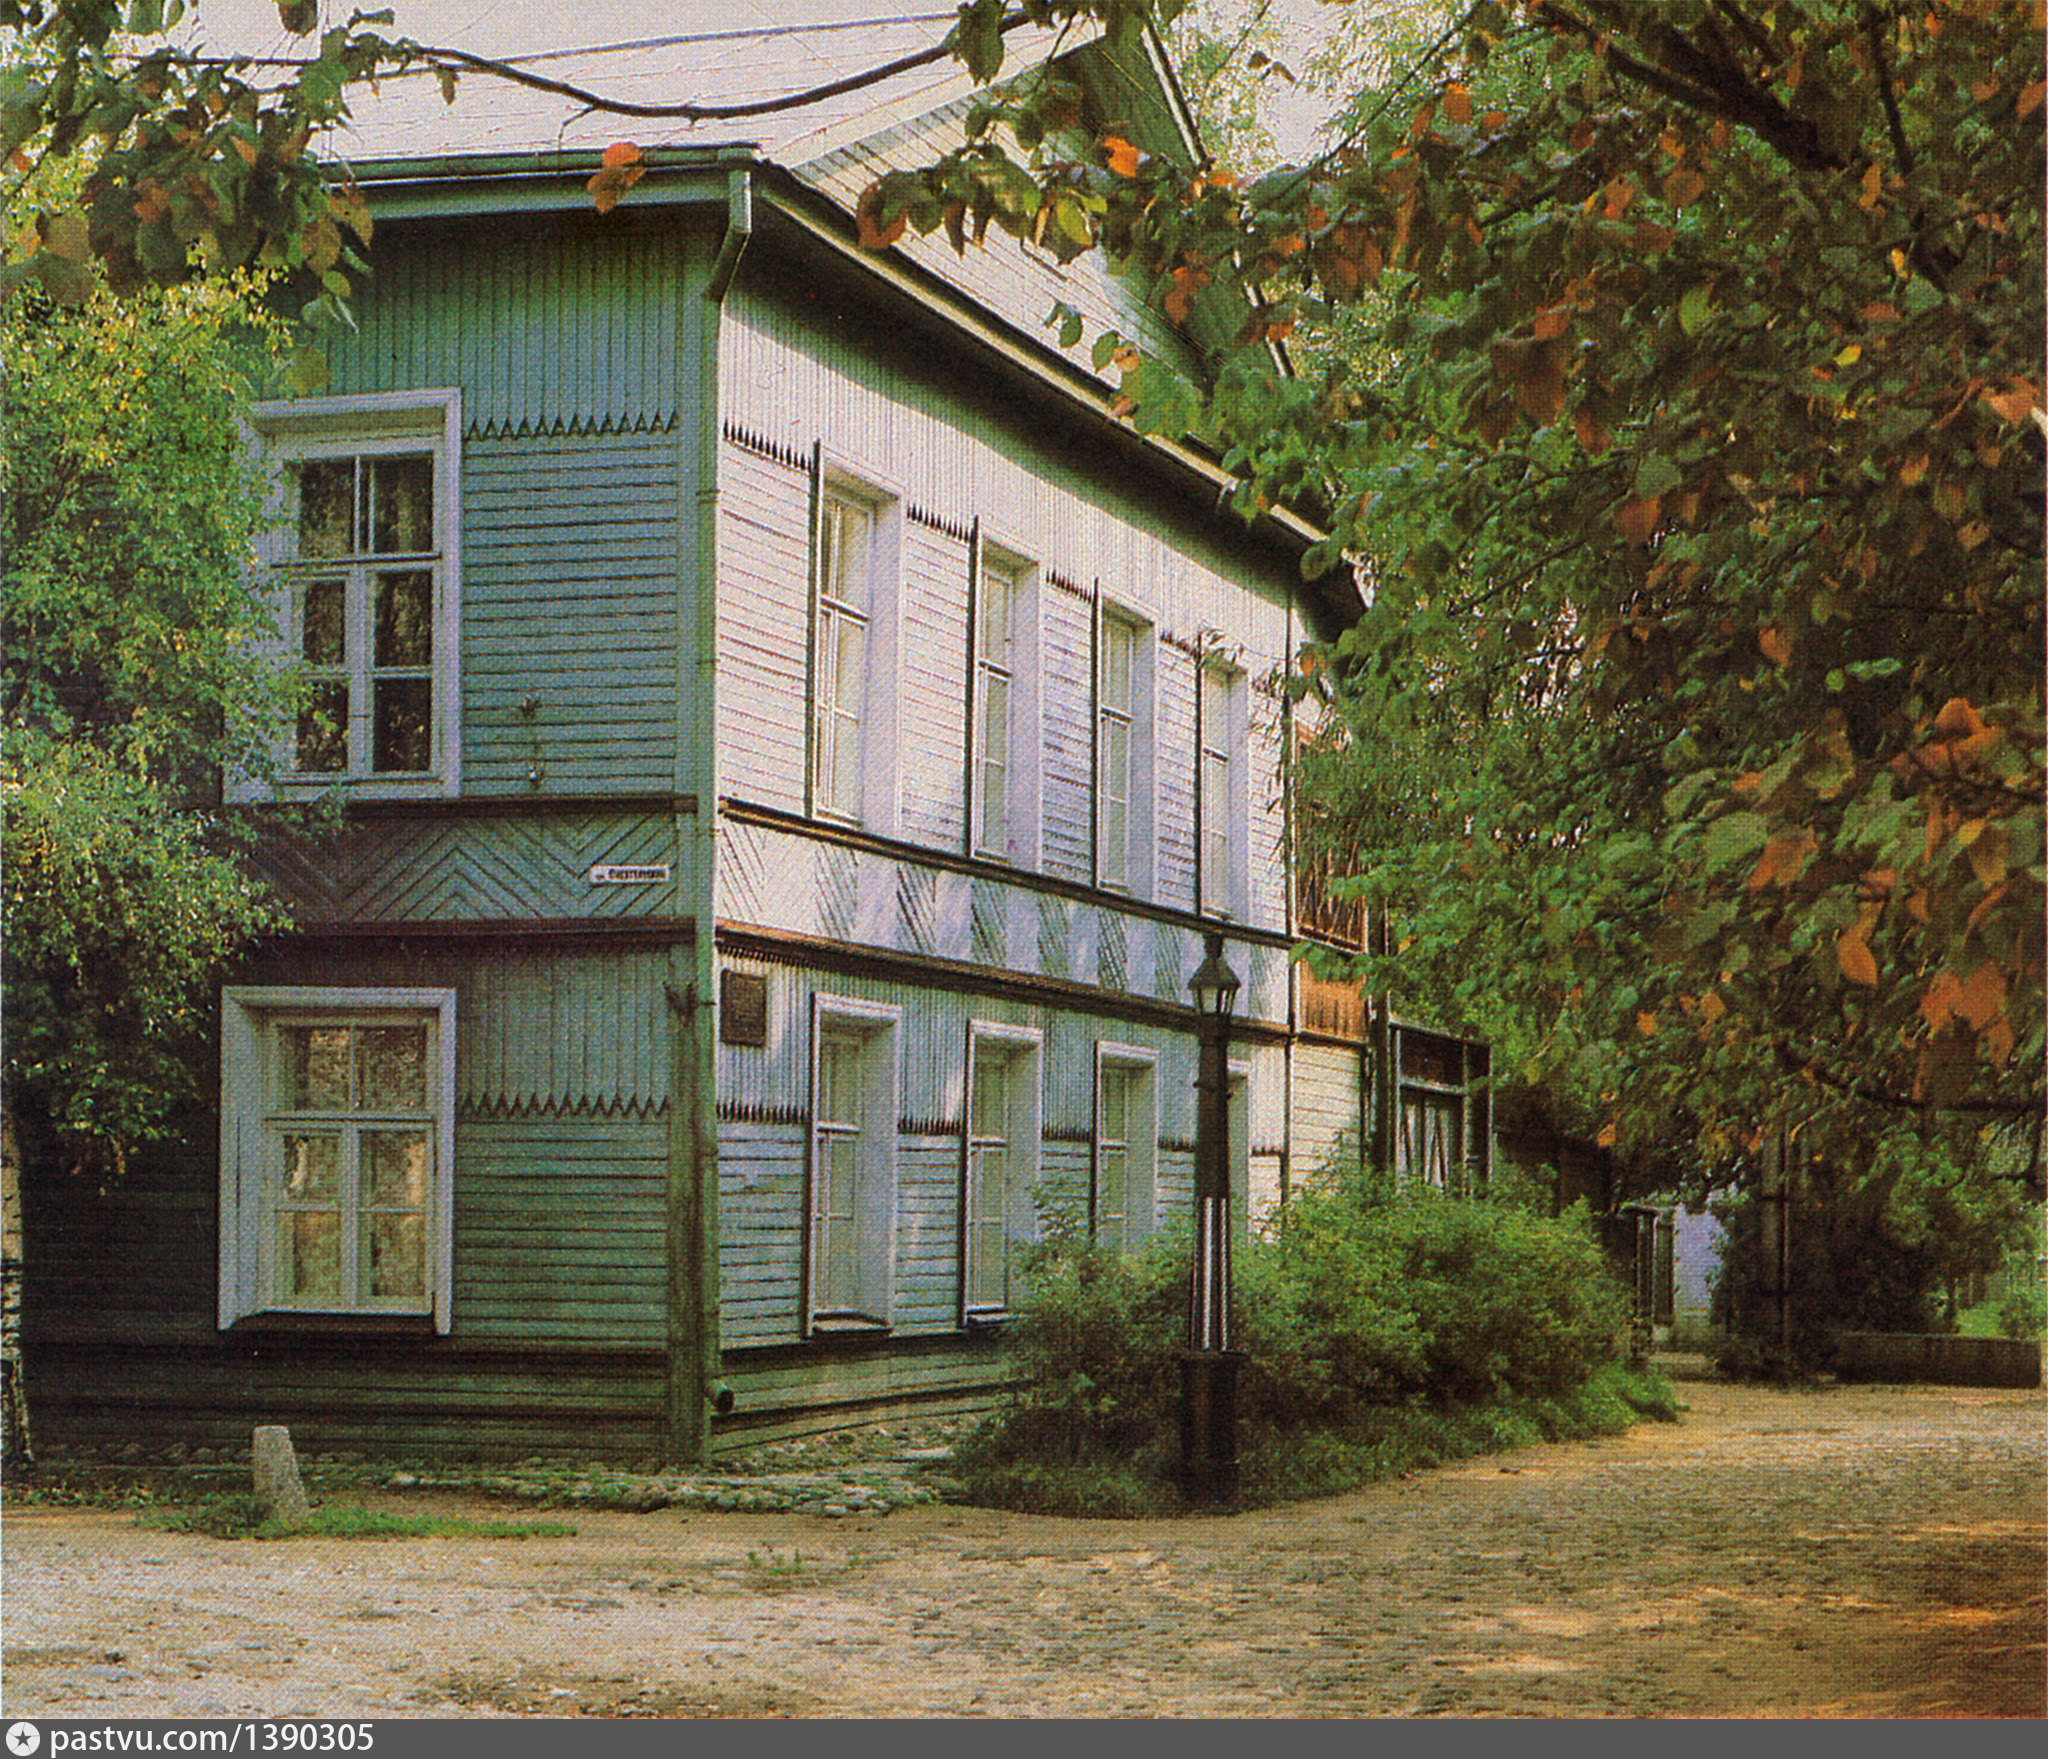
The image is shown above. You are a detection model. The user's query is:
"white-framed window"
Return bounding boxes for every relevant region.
[964,1023,1042,1316]
[808,995,901,1330]
[970,545,1041,866]
[242,390,463,799]
[219,987,457,1331]
[811,480,900,833]
[1199,662,1247,919]
[1097,606,1155,896]
[1094,1044,1158,1249]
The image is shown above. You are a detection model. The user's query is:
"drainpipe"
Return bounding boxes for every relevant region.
[668,164,752,1467]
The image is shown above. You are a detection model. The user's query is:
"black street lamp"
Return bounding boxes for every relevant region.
[1182,930,1243,1506]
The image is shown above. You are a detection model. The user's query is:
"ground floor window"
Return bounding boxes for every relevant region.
[807,995,901,1331]
[219,988,456,1330]
[964,1024,1041,1317]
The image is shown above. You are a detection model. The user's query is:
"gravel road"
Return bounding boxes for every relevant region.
[4,1372,2041,1718]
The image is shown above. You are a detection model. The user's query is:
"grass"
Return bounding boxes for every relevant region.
[950,1362,1682,1519]
[142,1495,576,1541]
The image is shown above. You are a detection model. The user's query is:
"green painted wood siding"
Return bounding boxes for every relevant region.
[455,1113,666,1345]
[465,433,682,796]
[255,810,683,926]
[323,222,683,437]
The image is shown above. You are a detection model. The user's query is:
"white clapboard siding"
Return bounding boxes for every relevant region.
[1292,1041,1365,1182]
[899,520,972,848]
[718,443,813,815]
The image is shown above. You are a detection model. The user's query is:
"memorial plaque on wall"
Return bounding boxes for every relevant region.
[720,971,768,1047]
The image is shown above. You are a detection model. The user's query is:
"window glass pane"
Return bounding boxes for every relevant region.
[364,1129,430,1206]
[823,497,870,611]
[1101,619,1128,705]
[281,1131,341,1200]
[285,1212,342,1299]
[371,454,435,553]
[358,1027,429,1112]
[372,678,434,773]
[374,569,434,667]
[1101,1070,1127,1140]
[366,1211,426,1299]
[297,576,345,665]
[980,569,1013,663]
[819,1037,858,1124]
[295,460,355,559]
[1098,1146,1126,1243]
[1202,666,1231,729]
[973,1057,1007,1138]
[296,684,349,774]
[282,1027,352,1110]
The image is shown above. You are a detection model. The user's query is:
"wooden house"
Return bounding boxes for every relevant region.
[27,14,1491,1461]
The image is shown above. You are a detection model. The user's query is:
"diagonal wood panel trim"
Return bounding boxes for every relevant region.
[255,811,682,923]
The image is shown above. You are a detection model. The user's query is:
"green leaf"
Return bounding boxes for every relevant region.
[1678,283,1713,336]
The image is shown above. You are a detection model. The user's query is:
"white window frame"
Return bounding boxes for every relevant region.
[807,994,901,1332]
[239,389,463,801]
[971,546,1042,866]
[1199,661,1248,920]
[964,1022,1043,1318]
[810,475,901,836]
[219,986,457,1332]
[1097,604,1156,898]
[1094,1043,1158,1249]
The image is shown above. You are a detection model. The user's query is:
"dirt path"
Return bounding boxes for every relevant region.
[4,1374,2041,1718]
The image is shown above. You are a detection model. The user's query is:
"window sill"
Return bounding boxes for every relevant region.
[225,1311,439,1338]
[962,1309,1009,1333]
[808,1314,894,1341]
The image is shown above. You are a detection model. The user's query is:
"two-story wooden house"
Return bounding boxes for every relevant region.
[27,14,1490,1462]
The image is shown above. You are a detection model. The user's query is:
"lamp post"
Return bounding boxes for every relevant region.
[1183,931,1242,1506]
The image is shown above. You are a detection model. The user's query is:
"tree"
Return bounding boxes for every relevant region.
[864,1,2043,1192]
[1,276,296,1464]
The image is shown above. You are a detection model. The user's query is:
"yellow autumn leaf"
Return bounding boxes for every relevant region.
[1837,927,1878,987]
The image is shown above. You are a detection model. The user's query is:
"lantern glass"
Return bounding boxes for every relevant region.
[1188,938,1241,1020]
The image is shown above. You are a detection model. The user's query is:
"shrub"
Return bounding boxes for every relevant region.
[955,1181,1637,1511]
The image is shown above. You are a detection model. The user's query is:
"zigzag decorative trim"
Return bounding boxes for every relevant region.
[1045,570,1091,602]
[459,1095,667,1122]
[724,423,812,473]
[907,504,974,544]
[718,1101,805,1127]
[471,413,680,441]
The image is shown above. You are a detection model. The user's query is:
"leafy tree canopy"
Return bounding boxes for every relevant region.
[865,0,2044,1188]
[5,2,2039,1196]
[2,276,295,1171]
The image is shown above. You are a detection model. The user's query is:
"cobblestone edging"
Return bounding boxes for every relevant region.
[375,1459,960,1516]
[23,1419,978,1519]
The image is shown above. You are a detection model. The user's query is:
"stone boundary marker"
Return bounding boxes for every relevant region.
[252,1424,311,1524]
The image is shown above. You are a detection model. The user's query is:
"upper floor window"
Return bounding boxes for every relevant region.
[813,490,873,821]
[245,390,463,800]
[1097,606,1154,897]
[969,550,1042,865]
[219,986,457,1331]
[810,479,899,833]
[973,558,1019,858]
[1199,663,1245,918]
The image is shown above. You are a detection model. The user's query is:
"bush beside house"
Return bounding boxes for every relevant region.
[954,1180,1665,1514]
